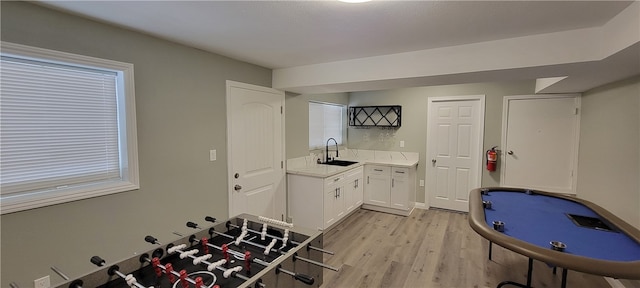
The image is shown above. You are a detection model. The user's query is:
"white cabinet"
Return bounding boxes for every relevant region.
[390,167,410,210]
[363,164,416,216]
[323,173,344,228]
[343,167,364,213]
[288,166,364,231]
[364,165,391,206]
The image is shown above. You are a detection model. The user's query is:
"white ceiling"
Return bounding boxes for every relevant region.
[36,1,639,94]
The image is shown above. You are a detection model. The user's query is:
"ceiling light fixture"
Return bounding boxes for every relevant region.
[339,0,371,3]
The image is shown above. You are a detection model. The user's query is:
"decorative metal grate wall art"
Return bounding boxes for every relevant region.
[348,105,401,128]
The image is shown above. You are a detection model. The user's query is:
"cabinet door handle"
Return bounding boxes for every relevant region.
[335,188,338,198]
[374,169,383,172]
[367,176,369,184]
[338,187,341,197]
[395,171,405,174]
[392,178,394,188]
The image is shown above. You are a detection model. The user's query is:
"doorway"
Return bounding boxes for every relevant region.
[227,80,286,219]
[426,95,485,212]
[501,94,580,194]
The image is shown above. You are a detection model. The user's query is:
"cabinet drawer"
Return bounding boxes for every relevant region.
[392,167,409,179]
[344,166,364,179]
[366,165,390,176]
[324,173,344,186]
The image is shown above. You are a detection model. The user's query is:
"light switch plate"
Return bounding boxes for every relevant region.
[400,140,405,148]
[419,180,425,187]
[209,149,216,161]
[34,276,50,288]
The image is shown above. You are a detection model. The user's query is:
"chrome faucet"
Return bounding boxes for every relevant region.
[326,138,339,163]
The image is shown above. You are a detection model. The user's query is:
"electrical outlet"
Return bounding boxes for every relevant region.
[400,140,405,148]
[419,180,425,187]
[209,149,216,161]
[34,276,50,288]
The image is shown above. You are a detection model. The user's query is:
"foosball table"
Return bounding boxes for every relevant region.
[56,214,336,288]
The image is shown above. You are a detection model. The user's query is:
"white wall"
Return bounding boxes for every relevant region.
[0,2,271,286]
[577,76,640,228]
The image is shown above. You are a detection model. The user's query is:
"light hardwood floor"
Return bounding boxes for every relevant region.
[320,208,614,288]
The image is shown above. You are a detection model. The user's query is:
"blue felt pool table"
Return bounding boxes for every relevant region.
[469,187,640,288]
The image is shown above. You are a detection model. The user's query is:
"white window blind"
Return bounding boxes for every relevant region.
[0,42,139,214]
[1,56,121,195]
[309,102,344,149]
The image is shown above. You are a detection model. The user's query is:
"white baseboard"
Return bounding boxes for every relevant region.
[362,204,413,216]
[414,202,428,209]
[605,277,626,288]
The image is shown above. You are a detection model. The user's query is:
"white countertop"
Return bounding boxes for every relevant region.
[287,149,419,178]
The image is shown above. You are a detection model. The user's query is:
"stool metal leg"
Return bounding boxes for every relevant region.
[526,258,533,287]
[561,268,568,288]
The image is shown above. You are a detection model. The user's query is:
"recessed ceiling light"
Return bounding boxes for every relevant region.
[339,0,371,3]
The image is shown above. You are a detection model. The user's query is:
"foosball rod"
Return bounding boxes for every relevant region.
[188,235,273,267]
[188,221,280,254]
[90,256,148,288]
[144,236,266,288]
[275,265,315,285]
[50,266,85,288]
[194,222,340,272]
[139,254,246,287]
[140,255,200,286]
[218,217,335,255]
[186,232,315,286]
[140,238,209,287]
[67,280,84,288]
[187,222,284,262]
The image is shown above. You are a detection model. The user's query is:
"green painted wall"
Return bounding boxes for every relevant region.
[1,2,271,286]
[347,81,535,203]
[286,77,640,229]
[577,76,640,228]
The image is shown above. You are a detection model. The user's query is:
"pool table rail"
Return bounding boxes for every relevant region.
[468,187,640,280]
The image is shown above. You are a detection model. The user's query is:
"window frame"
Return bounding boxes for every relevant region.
[0,41,139,214]
[308,101,346,150]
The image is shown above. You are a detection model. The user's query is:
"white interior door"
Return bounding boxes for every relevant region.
[427,96,484,212]
[501,95,580,194]
[227,81,285,219]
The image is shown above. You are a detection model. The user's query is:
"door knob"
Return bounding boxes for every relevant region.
[507,151,514,155]
[431,159,436,164]
[234,184,242,191]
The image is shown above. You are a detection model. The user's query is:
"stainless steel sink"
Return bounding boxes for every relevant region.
[321,160,359,167]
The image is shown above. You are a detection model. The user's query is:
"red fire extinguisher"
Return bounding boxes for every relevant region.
[486,146,498,172]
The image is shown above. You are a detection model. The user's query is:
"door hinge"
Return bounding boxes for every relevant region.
[281,160,284,169]
[574,107,579,115]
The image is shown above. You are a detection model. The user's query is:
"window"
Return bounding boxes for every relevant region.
[309,101,344,149]
[0,42,139,214]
